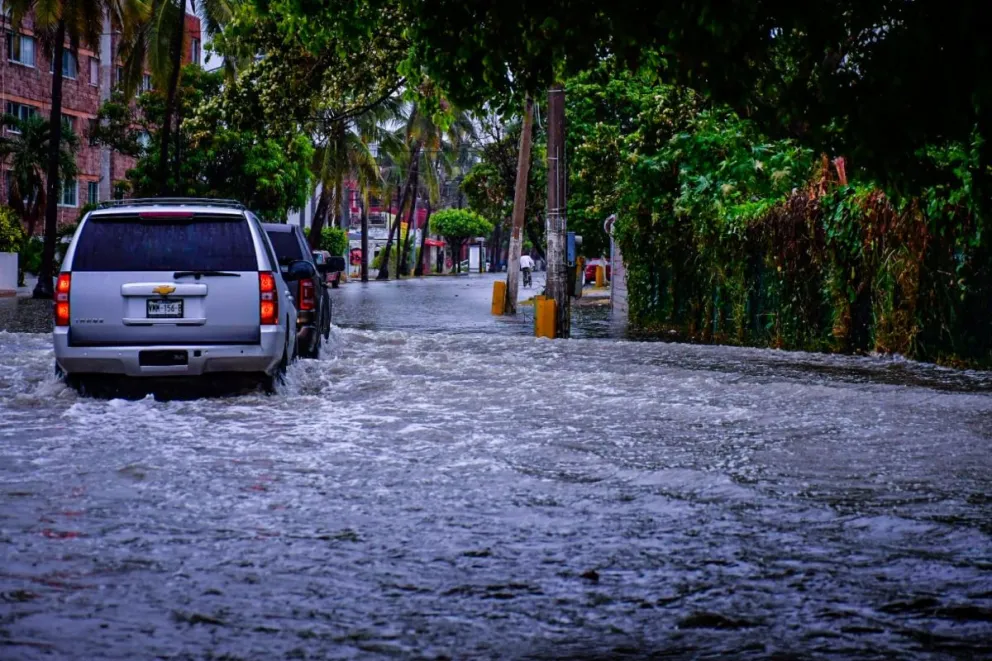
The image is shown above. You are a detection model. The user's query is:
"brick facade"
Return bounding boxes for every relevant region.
[1,10,201,229]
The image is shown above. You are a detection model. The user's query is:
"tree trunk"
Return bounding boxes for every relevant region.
[488,221,501,272]
[414,199,432,276]
[376,199,400,280]
[376,145,420,280]
[159,0,187,195]
[504,96,534,315]
[545,83,569,336]
[33,20,66,300]
[360,194,369,282]
[333,164,344,230]
[308,185,331,250]
[399,159,421,276]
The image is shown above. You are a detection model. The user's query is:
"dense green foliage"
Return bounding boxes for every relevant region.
[461,119,547,256]
[431,209,493,243]
[307,226,349,255]
[0,114,79,238]
[431,209,492,273]
[565,67,991,364]
[0,207,23,254]
[96,66,313,221]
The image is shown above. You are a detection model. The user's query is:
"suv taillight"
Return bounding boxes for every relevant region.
[299,278,315,311]
[55,273,71,326]
[259,271,278,325]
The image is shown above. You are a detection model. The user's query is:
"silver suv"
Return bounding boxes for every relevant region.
[53,199,312,391]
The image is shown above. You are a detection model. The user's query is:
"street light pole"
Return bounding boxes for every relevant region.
[545,83,569,337]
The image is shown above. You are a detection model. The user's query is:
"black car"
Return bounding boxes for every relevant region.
[262,223,331,358]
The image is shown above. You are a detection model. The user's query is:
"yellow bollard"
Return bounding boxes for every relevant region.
[535,297,556,338]
[491,280,506,315]
[595,265,606,288]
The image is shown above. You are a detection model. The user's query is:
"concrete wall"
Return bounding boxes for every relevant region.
[0,252,17,295]
[610,226,628,324]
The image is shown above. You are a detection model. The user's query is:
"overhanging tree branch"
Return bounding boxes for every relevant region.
[313,78,407,127]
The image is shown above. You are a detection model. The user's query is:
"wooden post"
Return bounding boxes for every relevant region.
[504,96,534,315]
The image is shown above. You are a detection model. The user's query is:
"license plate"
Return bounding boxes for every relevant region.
[147,298,183,318]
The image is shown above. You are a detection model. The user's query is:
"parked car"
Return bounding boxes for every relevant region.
[311,250,347,288]
[262,223,331,358]
[54,198,302,392]
[584,258,611,283]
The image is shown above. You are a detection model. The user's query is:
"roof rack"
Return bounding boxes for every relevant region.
[95,198,246,210]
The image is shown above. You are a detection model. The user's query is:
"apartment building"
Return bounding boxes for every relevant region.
[1,10,201,226]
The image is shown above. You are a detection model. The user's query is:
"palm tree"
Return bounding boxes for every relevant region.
[377,98,476,279]
[0,114,79,239]
[119,0,235,193]
[413,115,476,276]
[372,138,407,278]
[8,0,138,298]
[308,100,395,252]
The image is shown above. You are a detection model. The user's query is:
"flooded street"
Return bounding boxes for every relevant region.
[2,275,991,659]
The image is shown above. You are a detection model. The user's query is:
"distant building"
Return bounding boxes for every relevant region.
[1,9,201,226]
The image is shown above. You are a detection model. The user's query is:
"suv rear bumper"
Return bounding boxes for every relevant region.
[54,326,287,377]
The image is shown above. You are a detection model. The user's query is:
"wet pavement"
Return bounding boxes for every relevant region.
[2,274,992,660]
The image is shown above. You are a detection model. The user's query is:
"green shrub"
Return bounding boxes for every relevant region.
[0,206,24,254]
[318,226,348,255]
[18,236,43,285]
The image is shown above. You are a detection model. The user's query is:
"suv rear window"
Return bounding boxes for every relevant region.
[265,230,305,264]
[72,214,258,272]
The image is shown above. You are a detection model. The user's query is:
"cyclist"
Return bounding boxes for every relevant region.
[520,253,535,287]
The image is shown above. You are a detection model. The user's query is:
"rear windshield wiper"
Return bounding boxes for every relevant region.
[173,270,242,279]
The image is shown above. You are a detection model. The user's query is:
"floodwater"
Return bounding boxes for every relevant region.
[1,274,991,660]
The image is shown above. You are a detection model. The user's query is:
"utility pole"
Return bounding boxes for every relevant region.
[545,83,569,337]
[504,95,534,315]
[360,195,369,282]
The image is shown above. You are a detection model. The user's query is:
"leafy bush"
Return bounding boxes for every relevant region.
[318,226,348,255]
[0,206,24,254]
[431,209,493,243]
[18,236,43,284]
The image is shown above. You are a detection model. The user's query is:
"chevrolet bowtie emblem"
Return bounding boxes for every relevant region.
[153,285,176,296]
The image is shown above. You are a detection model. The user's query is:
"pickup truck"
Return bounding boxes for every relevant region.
[312,250,347,288]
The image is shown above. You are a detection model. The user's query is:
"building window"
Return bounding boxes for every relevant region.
[137,131,151,150]
[140,73,153,92]
[116,67,124,86]
[60,179,78,207]
[87,181,99,204]
[4,102,39,132]
[6,32,35,67]
[89,57,99,87]
[190,38,200,66]
[49,50,78,79]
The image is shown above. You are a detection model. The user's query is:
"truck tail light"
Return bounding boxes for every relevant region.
[55,273,71,326]
[259,271,278,325]
[299,278,315,311]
